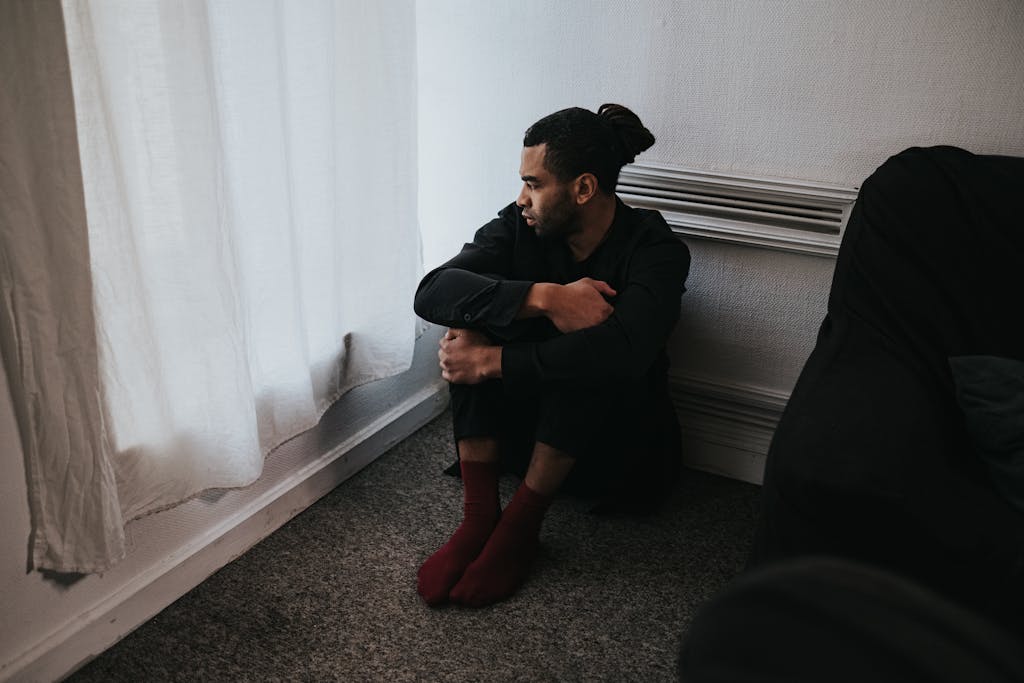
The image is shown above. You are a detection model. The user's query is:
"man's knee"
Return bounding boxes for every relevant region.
[533,382,632,458]
[449,380,508,442]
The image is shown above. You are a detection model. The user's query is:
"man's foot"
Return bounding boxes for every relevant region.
[417,460,499,605]
[449,483,552,607]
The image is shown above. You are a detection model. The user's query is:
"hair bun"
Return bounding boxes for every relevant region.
[597,103,655,164]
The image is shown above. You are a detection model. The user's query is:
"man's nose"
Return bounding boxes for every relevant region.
[516,185,529,207]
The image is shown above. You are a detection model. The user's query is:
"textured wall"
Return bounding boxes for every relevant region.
[671,241,836,389]
[417,0,1024,393]
[636,1,1024,185]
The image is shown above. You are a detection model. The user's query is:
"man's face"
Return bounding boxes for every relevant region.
[516,144,579,240]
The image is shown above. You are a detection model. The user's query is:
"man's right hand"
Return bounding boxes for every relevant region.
[522,278,617,333]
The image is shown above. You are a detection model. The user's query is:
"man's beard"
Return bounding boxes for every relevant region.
[532,192,579,241]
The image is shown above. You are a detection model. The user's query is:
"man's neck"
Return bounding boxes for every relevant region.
[566,193,617,262]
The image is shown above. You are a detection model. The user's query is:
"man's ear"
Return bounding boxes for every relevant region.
[574,173,599,204]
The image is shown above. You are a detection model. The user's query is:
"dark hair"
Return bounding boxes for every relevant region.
[522,103,655,194]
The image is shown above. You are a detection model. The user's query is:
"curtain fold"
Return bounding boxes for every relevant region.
[0,0,125,572]
[0,0,420,573]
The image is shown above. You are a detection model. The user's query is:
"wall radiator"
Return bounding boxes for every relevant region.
[618,162,859,258]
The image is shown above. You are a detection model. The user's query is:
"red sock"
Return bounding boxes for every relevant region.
[449,482,552,607]
[417,460,500,605]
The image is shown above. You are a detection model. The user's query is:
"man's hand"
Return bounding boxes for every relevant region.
[523,278,617,333]
[438,328,502,384]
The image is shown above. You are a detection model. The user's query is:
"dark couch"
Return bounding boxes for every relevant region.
[749,146,1024,635]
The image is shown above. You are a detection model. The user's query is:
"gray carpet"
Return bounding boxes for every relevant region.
[69,409,760,682]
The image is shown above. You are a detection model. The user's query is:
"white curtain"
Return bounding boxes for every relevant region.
[5,0,419,573]
[0,0,123,573]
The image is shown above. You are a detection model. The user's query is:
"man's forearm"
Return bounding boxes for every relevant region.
[517,283,558,320]
[517,279,616,334]
[415,268,533,330]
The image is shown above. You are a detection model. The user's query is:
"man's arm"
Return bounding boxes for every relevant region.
[414,209,532,331]
[501,237,690,389]
[439,236,690,388]
[517,278,617,333]
[436,277,619,384]
[416,206,688,388]
[414,206,619,342]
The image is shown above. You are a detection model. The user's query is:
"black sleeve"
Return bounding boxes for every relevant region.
[413,213,534,330]
[500,235,690,390]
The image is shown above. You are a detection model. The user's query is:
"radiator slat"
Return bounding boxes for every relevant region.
[618,163,859,257]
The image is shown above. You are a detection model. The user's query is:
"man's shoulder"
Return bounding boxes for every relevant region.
[618,201,678,245]
[628,202,668,225]
[616,201,690,278]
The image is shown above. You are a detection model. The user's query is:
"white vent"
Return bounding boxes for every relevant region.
[618,162,859,258]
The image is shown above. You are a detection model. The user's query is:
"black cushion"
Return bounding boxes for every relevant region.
[950,355,1024,513]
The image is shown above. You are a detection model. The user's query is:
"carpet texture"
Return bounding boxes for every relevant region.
[69,409,760,682]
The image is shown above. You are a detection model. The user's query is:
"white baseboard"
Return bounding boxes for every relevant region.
[681,434,768,486]
[671,372,790,485]
[7,380,448,683]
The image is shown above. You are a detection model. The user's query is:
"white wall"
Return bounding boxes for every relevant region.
[417,0,1024,444]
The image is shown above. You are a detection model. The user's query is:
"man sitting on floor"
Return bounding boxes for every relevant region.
[413,103,691,607]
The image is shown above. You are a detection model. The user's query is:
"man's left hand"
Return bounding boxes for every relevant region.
[438,328,502,384]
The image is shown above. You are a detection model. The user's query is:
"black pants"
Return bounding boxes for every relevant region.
[448,372,681,508]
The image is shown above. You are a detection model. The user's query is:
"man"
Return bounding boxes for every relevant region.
[413,104,691,607]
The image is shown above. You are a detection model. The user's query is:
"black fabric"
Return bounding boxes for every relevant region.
[751,146,1024,636]
[415,197,690,508]
[680,557,1024,683]
[950,355,1024,514]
